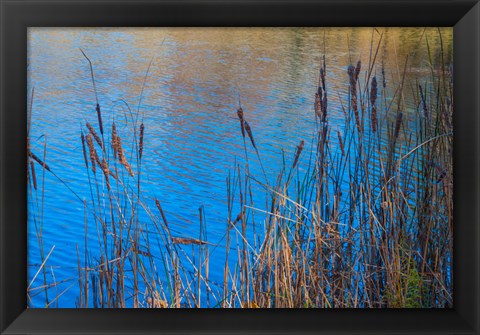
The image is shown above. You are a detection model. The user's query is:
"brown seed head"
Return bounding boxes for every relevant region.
[87,122,103,149]
[111,123,118,159]
[100,158,111,191]
[314,92,322,119]
[355,60,362,81]
[86,133,99,174]
[320,67,326,91]
[117,136,134,177]
[292,140,305,169]
[139,123,145,160]
[30,161,37,190]
[96,103,104,135]
[243,120,256,149]
[337,130,345,156]
[237,108,245,138]
[81,131,89,169]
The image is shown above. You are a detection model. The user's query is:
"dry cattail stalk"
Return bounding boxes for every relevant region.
[320,67,326,91]
[337,130,345,156]
[117,136,134,177]
[370,77,378,133]
[100,158,111,191]
[322,91,328,123]
[139,123,144,160]
[321,124,329,147]
[171,237,210,246]
[394,112,403,141]
[81,131,89,169]
[292,140,304,169]
[155,199,169,227]
[96,103,104,135]
[155,199,162,212]
[86,134,99,174]
[132,243,152,257]
[237,107,245,138]
[29,152,51,172]
[86,122,103,149]
[111,123,118,159]
[243,120,256,150]
[315,67,328,122]
[30,160,37,190]
[355,60,362,81]
[348,65,361,132]
[381,62,386,88]
[237,107,244,121]
[314,91,322,119]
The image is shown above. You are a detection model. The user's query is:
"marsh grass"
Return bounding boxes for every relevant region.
[28,31,453,308]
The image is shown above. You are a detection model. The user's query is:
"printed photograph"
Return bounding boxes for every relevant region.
[27,27,453,308]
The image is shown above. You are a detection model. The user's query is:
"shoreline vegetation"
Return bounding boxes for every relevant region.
[27,32,453,308]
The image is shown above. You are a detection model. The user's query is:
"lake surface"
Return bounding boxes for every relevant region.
[27,28,452,307]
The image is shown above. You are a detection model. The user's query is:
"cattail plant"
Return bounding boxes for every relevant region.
[348,64,361,132]
[86,134,99,174]
[116,135,134,177]
[243,120,256,150]
[370,76,378,132]
[86,122,103,149]
[292,140,304,169]
[139,123,145,160]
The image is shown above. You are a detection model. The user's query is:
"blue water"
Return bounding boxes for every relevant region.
[27,28,452,307]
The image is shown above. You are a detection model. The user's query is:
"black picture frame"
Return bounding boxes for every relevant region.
[1,0,479,334]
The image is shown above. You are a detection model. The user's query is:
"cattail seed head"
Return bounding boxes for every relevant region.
[382,64,386,88]
[139,123,145,160]
[86,133,99,174]
[96,103,104,135]
[355,60,361,81]
[337,130,345,156]
[348,65,360,132]
[117,135,134,177]
[30,160,37,190]
[370,77,378,106]
[347,65,355,82]
[243,120,256,149]
[81,131,89,169]
[314,92,322,119]
[320,67,326,91]
[322,92,328,123]
[111,123,118,159]
[28,152,51,172]
[87,122,103,149]
[292,140,304,169]
[237,107,244,121]
[237,108,245,138]
[99,158,111,191]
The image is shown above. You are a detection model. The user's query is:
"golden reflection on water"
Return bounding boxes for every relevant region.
[29,27,452,107]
